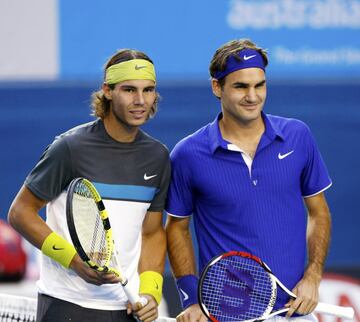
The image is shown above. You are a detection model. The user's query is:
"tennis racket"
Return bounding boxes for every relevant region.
[198,251,354,322]
[66,177,147,306]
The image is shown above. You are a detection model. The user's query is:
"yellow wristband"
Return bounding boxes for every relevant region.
[139,271,163,305]
[41,232,77,268]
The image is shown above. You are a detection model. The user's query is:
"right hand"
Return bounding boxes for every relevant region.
[69,254,121,285]
[127,294,157,322]
[176,304,207,322]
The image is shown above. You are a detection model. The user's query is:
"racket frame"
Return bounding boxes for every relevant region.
[198,251,355,322]
[67,178,114,273]
[66,177,147,306]
[198,251,277,322]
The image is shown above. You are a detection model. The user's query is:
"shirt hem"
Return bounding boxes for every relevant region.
[166,211,192,218]
[303,182,332,198]
[37,290,127,310]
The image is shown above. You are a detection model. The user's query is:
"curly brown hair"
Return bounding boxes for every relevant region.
[209,39,268,86]
[91,49,160,119]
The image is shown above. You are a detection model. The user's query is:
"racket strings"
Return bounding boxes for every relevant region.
[201,256,274,321]
[72,185,108,267]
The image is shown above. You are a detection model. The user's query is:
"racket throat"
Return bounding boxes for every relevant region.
[264,308,289,320]
[120,277,129,287]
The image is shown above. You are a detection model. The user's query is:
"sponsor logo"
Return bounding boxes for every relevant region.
[278,150,294,159]
[179,288,189,301]
[135,65,146,70]
[243,54,257,60]
[227,0,360,29]
[52,245,64,251]
[144,173,158,180]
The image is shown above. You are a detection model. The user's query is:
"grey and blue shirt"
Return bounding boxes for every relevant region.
[26,119,171,309]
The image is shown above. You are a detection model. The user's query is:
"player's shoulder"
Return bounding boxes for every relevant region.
[41,120,100,157]
[51,119,107,150]
[171,124,210,158]
[266,114,311,136]
[57,119,100,141]
[138,130,170,158]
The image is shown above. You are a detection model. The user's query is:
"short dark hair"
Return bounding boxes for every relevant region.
[209,39,268,86]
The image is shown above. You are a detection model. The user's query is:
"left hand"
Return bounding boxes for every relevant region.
[127,294,158,322]
[285,273,321,317]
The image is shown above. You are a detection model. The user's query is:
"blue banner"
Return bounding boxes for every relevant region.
[60,0,360,80]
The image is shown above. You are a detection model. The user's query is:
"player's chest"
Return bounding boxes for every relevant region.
[192,143,306,202]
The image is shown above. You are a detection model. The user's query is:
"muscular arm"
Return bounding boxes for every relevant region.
[8,185,120,286]
[305,192,331,283]
[135,211,166,322]
[8,185,51,248]
[286,192,331,316]
[165,216,196,277]
[139,211,166,274]
[165,216,206,322]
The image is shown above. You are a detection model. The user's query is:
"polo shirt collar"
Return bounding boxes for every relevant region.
[262,112,285,141]
[208,112,285,154]
[208,113,226,154]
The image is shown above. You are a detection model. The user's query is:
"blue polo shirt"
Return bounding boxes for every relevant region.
[166,112,332,308]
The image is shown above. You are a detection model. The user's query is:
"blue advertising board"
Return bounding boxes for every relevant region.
[60,0,360,80]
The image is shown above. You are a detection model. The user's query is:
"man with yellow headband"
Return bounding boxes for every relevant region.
[8,49,170,322]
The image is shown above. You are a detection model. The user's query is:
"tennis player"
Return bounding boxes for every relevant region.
[8,49,170,322]
[165,39,332,322]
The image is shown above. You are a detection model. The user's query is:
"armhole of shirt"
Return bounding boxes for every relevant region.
[303,182,332,198]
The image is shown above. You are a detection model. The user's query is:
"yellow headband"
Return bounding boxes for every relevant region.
[105,59,156,85]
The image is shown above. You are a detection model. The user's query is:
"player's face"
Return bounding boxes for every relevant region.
[104,79,156,127]
[212,68,266,126]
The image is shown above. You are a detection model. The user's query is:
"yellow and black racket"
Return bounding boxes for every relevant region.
[66,177,146,306]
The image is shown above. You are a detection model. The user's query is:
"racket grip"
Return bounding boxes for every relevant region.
[123,283,148,307]
[315,302,354,320]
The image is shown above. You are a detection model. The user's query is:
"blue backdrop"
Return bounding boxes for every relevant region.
[59,0,360,80]
[1,80,359,268]
[1,0,359,274]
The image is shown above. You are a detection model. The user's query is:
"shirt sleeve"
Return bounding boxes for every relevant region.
[301,126,332,197]
[25,136,73,201]
[165,142,194,217]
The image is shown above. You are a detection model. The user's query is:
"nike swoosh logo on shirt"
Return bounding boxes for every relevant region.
[179,288,189,301]
[144,173,157,180]
[278,150,294,160]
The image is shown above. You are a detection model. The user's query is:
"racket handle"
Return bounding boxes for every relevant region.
[315,302,354,320]
[123,283,148,307]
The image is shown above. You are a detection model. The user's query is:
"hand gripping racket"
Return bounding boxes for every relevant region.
[198,251,354,322]
[66,177,147,306]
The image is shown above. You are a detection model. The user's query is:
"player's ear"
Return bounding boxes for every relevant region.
[211,79,222,99]
[102,83,112,100]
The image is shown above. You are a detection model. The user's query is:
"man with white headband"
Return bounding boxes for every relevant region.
[8,49,170,322]
[165,39,332,322]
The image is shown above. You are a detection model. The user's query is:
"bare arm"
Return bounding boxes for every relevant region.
[8,185,52,248]
[139,211,166,274]
[305,192,331,283]
[134,211,166,322]
[8,185,120,285]
[165,216,207,322]
[165,215,196,277]
[286,192,331,316]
